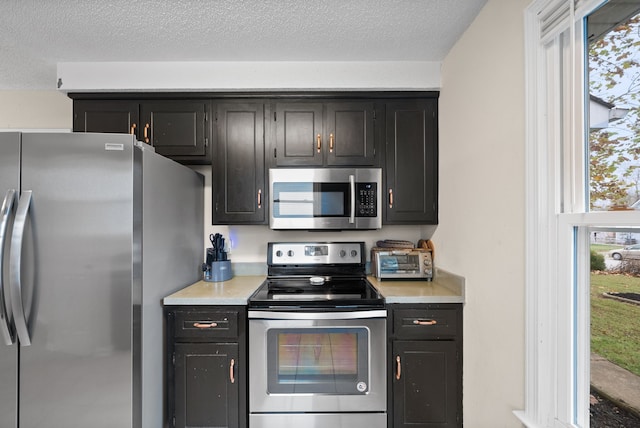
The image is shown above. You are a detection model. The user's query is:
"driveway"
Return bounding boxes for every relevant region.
[606,257,621,270]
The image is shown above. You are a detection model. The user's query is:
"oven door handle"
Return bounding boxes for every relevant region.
[248,310,387,320]
[349,174,356,224]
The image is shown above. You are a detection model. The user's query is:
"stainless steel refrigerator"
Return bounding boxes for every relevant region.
[0,132,204,428]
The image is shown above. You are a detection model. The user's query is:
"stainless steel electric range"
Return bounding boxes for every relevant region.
[248,242,387,428]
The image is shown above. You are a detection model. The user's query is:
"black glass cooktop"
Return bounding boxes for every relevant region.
[248,276,384,309]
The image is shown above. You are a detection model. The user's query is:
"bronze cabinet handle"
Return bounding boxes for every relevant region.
[143,123,150,143]
[257,189,262,209]
[329,133,334,152]
[316,134,322,153]
[229,358,235,384]
[388,189,394,208]
[413,319,437,326]
[130,123,137,135]
[396,355,401,380]
[193,322,218,329]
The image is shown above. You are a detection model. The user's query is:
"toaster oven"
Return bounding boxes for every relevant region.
[372,248,433,280]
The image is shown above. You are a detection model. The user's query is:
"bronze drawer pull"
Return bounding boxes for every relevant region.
[193,322,218,329]
[143,123,150,143]
[229,358,235,383]
[316,134,322,153]
[130,123,137,135]
[257,189,262,209]
[329,133,334,152]
[413,319,437,326]
[396,355,401,380]
[388,189,393,208]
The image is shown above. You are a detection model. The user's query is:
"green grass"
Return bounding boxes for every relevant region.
[591,243,623,253]
[591,273,640,376]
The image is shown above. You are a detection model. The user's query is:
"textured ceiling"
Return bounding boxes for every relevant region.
[0,0,487,90]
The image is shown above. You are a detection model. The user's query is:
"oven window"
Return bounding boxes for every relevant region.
[272,182,348,218]
[266,327,369,394]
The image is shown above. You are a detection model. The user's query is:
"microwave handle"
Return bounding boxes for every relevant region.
[349,175,355,224]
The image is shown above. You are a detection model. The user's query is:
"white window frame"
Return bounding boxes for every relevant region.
[518,0,640,427]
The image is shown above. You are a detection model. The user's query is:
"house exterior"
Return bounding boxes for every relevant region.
[0,1,529,427]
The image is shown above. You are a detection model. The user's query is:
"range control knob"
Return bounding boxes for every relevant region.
[275,250,283,257]
[339,250,347,257]
[351,250,358,257]
[287,250,294,257]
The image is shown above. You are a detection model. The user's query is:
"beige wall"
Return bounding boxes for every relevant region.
[0,90,71,129]
[433,0,528,426]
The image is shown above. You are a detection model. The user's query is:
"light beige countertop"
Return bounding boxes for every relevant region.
[163,268,464,306]
[368,268,465,304]
[162,276,264,306]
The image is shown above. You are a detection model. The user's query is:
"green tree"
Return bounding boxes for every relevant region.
[589,14,640,210]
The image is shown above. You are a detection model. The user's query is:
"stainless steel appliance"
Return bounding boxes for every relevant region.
[372,248,434,280]
[248,242,387,428]
[0,132,203,428]
[269,168,382,230]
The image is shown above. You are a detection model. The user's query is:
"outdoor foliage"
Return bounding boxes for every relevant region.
[589,14,640,209]
[591,250,606,271]
[611,258,640,276]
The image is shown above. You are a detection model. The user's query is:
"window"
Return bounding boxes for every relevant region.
[519,0,640,427]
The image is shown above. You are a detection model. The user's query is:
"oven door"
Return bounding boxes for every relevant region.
[269,168,381,230]
[248,310,387,413]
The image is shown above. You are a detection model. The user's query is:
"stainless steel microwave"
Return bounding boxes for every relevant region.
[269,168,382,230]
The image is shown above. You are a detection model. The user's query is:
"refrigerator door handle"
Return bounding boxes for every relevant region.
[9,190,32,346]
[0,189,17,345]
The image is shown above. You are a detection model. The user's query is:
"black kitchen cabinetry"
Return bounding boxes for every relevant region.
[212,102,266,224]
[384,99,438,224]
[272,101,376,167]
[73,99,139,134]
[73,99,211,164]
[165,306,247,428]
[71,92,439,225]
[388,304,462,428]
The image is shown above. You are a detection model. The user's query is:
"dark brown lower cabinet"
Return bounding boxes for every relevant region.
[174,343,239,428]
[166,306,246,428]
[389,304,462,428]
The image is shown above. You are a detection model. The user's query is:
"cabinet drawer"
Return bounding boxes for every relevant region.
[173,310,239,339]
[393,308,458,339]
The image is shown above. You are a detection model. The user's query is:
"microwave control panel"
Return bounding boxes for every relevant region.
[357,183,377,217]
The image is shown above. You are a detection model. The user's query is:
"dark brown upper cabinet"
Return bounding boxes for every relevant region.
[384,99,438,225]
[273,101,376,167]
[212,102,266,225]
[139,101,209,163]
[73,99,211,165]
[73,100,139,135]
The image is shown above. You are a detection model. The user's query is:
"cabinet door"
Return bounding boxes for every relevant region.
[140,101,210,163]
[274,102,324,166]
[325,102,376,166]
[384,100,438,224]
[73,100,139,135]
[174,343,239,428]
[392,340,459,428]
[213,102,266,224]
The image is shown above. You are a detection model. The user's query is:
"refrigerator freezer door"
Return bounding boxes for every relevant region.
[137,143,204,427]
[0,132,20,428]
[18,133,136,428]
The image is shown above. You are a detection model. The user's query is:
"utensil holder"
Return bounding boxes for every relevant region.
[204,260,233,282]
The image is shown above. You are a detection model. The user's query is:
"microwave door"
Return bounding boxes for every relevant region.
[269,168,382,230]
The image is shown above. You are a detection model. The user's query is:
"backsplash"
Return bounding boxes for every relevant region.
[192,165,436,263]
